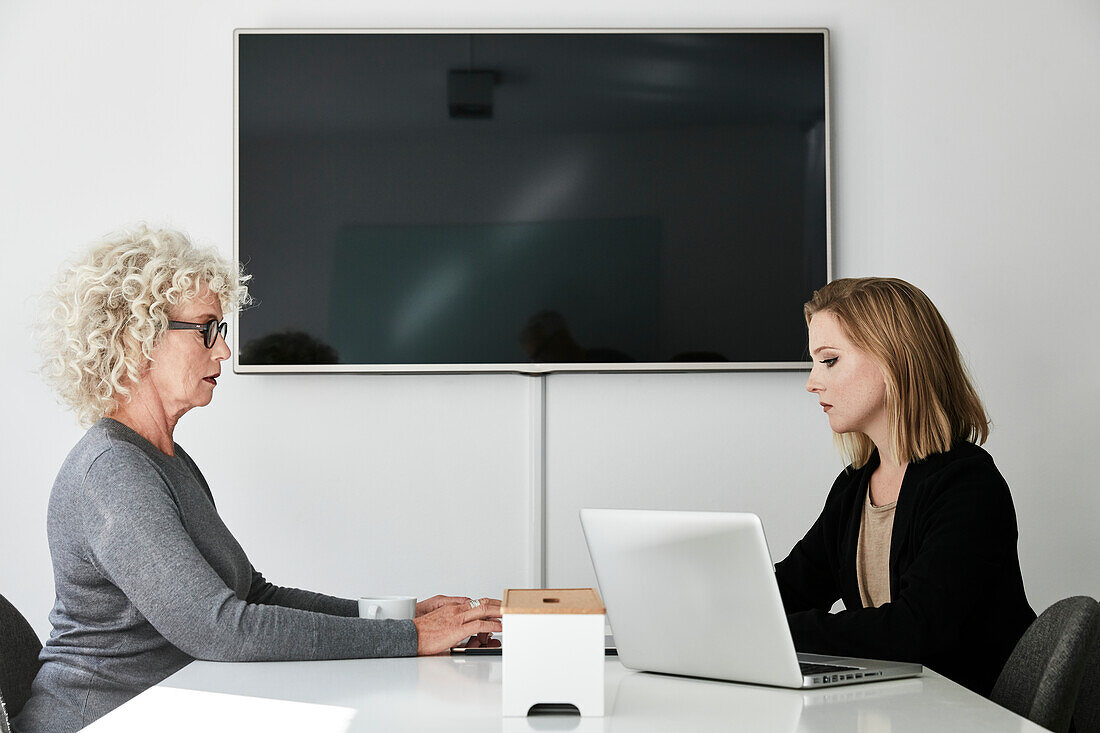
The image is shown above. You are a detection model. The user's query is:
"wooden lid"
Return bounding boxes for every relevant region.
[503,588,605,615]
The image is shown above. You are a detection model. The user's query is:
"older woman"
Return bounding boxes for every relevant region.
[15,226,501,733]
[775,277,1035,697]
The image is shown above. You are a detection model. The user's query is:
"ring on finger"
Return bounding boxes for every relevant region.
[469,599,482,609]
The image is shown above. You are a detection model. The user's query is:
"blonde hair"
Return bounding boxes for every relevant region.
[804,277,988,468]
[38,224,251,427]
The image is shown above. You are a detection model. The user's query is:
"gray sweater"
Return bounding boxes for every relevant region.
[14,418,417,733]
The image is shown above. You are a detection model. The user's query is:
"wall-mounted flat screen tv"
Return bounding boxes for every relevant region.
[234,29,831,373]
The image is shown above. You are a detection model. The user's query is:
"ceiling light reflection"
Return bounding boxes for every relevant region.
[391,259,471,349]
[502,150,591,226]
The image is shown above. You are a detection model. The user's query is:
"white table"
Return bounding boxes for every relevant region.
[82,656,1045,732]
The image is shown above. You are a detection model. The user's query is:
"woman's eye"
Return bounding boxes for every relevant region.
[820,357,838,367]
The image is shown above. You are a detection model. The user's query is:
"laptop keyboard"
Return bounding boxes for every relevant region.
[799,662,860,676]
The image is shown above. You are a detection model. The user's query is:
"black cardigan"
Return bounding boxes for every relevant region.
[774,440,1035,696]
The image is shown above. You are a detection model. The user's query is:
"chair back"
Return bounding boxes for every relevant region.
[0,688,9,733]
[0,593,43,730]
[1073,616,1100,733]
[991,595,1100,733]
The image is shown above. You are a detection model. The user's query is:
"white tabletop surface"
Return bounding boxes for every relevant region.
[82,656,1045,733]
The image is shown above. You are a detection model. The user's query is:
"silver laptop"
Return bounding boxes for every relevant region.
[579,508,922,688]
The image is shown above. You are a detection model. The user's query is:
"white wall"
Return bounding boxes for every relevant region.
[2,0,1098,642]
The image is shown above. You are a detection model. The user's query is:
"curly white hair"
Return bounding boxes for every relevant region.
[38,224,251,426]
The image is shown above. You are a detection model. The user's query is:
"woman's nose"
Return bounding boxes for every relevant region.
[213,334,231,361]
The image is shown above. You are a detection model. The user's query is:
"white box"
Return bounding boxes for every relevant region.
[501,588,605,717]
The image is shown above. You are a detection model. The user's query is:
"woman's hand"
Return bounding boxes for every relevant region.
[416,595,474,617]
[413,597,502,655]
[458,632,501,649]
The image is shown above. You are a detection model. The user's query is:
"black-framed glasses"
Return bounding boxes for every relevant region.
[168,318,228,349]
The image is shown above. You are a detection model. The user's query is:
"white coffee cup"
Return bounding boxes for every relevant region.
[359,595,417,620]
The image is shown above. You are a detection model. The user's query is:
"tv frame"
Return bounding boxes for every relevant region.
[232,27,833,375]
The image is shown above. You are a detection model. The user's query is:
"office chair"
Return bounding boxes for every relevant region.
[0,593,43,733]
[990,595,1100,733]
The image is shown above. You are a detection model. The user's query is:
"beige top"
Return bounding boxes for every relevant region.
[503,588,605,614]
[856,490,897,608]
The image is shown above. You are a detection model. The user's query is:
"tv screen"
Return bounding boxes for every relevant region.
[234,29,831,372]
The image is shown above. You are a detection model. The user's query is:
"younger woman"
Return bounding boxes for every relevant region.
[775,277,1034,696]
